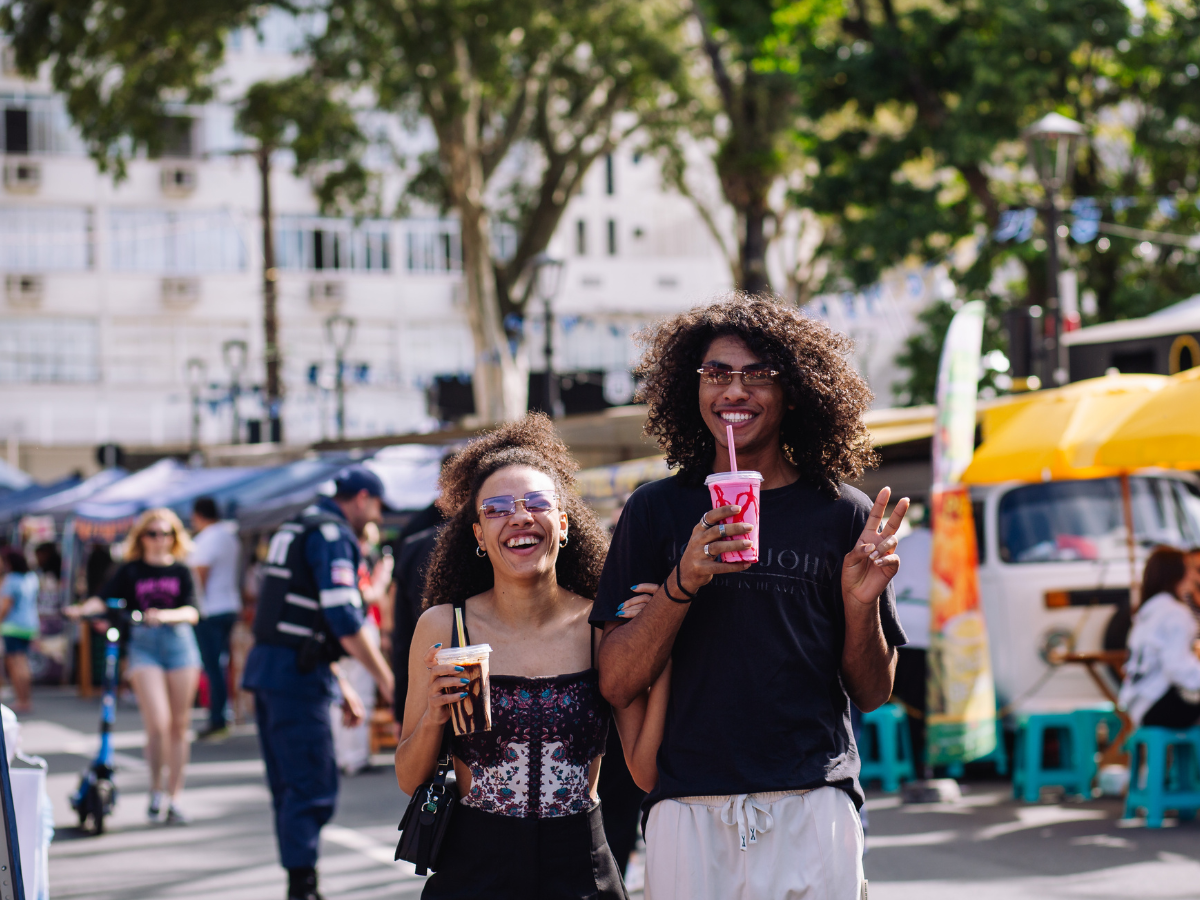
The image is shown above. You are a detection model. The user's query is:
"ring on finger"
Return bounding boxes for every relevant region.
[700,513,713,528]
[703,543,712,558]
[718,523,726,538]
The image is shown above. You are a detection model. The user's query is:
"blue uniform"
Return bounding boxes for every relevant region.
[243,497,366,870]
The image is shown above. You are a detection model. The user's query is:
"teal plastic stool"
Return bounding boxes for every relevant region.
[1013,712,1089,802]
[947,716,1009,778]
[1071,705,1123,793]
[1123,727,1200,827]
[858,703,916,793]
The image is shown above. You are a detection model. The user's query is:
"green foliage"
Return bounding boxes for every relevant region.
[0,0,264,177]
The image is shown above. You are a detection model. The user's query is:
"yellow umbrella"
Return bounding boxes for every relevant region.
[1092,366,1200,470]
[961,373,1168,485]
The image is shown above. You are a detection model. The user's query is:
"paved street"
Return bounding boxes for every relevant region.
[11,688,1200,899]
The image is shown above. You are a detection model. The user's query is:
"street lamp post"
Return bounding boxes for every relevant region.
[325,314,356,440]
[222,339,248,445]
[1024,112,1086,388]
[185,357,206,452]
[531,253,565,417]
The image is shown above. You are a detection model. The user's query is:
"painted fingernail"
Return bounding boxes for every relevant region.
[630,585,638,591]
[617,604,625,613]
[455,666,464,672]
[460,678,470,684]
[460,692,468,698]
[433,643,442,648]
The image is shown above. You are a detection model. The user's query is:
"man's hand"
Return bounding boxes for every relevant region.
[676,505,754,595]
[842,487,909,607]
[339,677,367,727]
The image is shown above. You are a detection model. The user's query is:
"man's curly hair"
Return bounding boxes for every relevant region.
[423,413,609,608]
[635,293,877,496]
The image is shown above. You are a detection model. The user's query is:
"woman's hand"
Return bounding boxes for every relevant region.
[617,584,659,618]
[143,607,162,626]
[63,597,105,620]
[676,505,754,595]
[842,487,910,607]
[420,643,471,728]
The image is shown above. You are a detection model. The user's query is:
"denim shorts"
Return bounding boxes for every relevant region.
[127,623,202,672]
[2,635,31,655]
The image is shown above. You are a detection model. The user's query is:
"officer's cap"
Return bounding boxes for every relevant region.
[334,464,386,500]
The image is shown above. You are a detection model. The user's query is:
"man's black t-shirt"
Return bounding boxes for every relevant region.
[102,560,196,612]
[591,474,906,812]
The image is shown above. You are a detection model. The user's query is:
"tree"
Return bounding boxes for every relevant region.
[1,1,369,440]
[319,0,694,422]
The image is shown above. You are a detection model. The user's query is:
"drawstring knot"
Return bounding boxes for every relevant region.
[720,793,775,851]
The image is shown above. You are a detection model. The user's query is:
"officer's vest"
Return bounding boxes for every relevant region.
[252,507,349,662]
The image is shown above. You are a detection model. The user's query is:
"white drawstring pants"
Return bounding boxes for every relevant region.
[644,786,865,900]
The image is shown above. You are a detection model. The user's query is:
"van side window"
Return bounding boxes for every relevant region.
[971,500,986,564]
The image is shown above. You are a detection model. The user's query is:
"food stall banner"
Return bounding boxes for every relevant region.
[927,300,998,766]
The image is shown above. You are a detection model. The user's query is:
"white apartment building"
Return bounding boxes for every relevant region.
[0,16,730,476]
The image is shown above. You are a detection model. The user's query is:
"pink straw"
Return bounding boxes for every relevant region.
[726,424,738,473]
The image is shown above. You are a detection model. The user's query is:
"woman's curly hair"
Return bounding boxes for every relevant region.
[635,292,877,496]
[423,413,609,608]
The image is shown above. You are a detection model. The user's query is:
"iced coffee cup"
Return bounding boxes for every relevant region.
[435,643,493,735]
[704,471,763,563]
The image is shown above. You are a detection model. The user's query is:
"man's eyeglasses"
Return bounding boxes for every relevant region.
[479,491,557,519]
[696,366,780,386]
[143,530,174,540]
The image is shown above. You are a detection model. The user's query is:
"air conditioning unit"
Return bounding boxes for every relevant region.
[160,164,197,196]
[3,159,41,193]
[5,273,43,308]
[161,276,201,308]
[309,279,346,310]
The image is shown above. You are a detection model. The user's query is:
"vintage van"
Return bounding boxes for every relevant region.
[972,473,1200,714]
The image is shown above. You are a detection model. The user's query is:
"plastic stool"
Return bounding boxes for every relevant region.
[1123,727,1200,827]
[947,715,1009,778]
[1071,705,1123,792]
[1012,712,1088,802]
[858,703,916,793]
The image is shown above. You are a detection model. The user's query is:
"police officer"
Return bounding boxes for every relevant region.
[244,466,395,900]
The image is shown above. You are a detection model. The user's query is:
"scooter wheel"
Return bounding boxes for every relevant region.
[84,783,107,835]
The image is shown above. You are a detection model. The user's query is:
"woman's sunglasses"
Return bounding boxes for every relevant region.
[479,491,557,519]
[142,530,174,539]
[696,365,780,386]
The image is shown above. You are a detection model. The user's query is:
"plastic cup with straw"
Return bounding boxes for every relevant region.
[702,423,763,563]
[434,607,493,734]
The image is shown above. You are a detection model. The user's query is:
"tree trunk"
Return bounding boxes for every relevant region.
[258,147,282,441]
[438,38,527,424]
[740,198,770,296]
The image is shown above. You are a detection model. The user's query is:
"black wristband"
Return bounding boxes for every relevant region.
[663,579,692,604]
[667,557,697,603]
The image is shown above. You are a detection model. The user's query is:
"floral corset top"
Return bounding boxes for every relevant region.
[452,668,610,818]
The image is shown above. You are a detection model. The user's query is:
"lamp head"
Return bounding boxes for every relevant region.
[531,252,565,302]
[1023,112,1086,191]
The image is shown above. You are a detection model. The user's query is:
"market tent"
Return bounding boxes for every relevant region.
[961,374,1167,484]
[0,459,33,492]
[366,445,445,512]
[9,469,129,526]
[1093,366,1200,471]
[73,459,261,522]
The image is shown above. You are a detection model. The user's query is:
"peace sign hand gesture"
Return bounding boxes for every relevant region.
[842,487,910,608]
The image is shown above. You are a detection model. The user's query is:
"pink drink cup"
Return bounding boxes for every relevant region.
[704,471,763,563]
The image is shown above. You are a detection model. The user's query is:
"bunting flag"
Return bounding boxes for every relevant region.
[994,194,1200,245]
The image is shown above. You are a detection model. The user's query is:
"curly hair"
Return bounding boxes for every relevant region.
[635,292,877,496]
[423,413,609,608]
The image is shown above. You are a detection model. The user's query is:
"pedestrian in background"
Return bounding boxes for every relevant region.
[1,548,40,714]
[1120,546,1200,728]
[190,496,242,740]
[66,508,201,824]
[243,466,394,900]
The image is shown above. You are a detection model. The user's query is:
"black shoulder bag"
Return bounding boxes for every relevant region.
[395,603,465,875]
[394,728,455,875]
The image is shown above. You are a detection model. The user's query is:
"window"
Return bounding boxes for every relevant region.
[0,207,91,270]
[276,217,391,272]
[151,117,194,159]
[0,318,99,383]
[605,153,615,195]
[997,477,1200,564]
[108,210,246,272]
[607,219,617,256]
[576,220,587,256]
[4,107,28,153]
[405,221,461,272]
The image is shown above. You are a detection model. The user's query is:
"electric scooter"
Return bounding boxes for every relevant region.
[71,598,140,835]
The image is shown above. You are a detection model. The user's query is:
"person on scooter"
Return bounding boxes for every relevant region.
[242,465,394,900]
[66,508,201,824]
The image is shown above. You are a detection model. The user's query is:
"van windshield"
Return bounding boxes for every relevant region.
[998,477,1200,564]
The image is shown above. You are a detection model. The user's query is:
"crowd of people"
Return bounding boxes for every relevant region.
[4,292,1198,900]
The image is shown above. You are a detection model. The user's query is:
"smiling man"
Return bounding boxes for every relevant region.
[594,294,908,899]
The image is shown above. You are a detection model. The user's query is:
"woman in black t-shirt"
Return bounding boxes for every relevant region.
[67,508,201,824]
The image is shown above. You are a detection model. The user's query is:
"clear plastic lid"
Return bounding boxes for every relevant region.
[434,643,493,665]
[704,470,763,485]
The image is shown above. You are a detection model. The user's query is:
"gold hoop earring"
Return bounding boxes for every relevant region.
[475,545,487,557]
